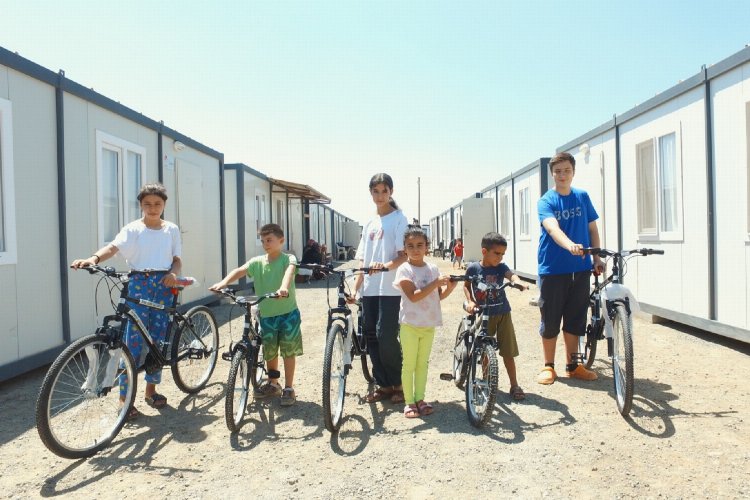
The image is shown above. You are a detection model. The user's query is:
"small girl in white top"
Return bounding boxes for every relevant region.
[393,226,457,418]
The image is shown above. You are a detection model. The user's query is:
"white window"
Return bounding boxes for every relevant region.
[96,131,145,246]
[499,189,511,238]
[255,190,267,241]
[0,97,17,265]
[519,187,530,238]
[636,131,682,240]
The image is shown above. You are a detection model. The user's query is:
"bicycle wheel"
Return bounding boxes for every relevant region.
[36,335,137,459]
[322,322,347,432]
[171,306,219,393]
[249,333,267,391]
[465,342,498,428]
[612,303,634,416]
[452,321,469,389]
[225,348,252,433]
[359,353,373,383]
[580,319,601,369]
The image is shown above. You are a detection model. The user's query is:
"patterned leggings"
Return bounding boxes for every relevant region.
[119,273,173,397]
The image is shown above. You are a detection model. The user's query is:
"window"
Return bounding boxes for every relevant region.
[96,131,145,245]
[255,190,267,241]
[519,187,530,237]
[636,131,682,239]
[276,199,285,231]
[0,97,17,264]
[499,189,511,238]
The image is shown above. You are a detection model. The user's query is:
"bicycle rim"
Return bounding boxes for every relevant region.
[465,343,498,428]
[36,336,136,459]
[225,351,251,432]
[612,304,634,416]
[322,323,347,432]
[172,306,219,393]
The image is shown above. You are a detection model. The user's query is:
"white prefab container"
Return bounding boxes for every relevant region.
[512,159,548,280]
[343,221,361,247]
[0,47,225,381]
[460,196,495,264]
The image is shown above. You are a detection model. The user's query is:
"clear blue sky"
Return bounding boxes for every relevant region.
[1,1,748,226]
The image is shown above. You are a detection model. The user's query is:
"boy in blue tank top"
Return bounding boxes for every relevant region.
[536,152,605,385]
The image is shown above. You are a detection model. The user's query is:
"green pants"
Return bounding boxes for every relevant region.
[399,324,436,405]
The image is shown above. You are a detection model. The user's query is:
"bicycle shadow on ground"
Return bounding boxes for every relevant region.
[39,382,224,497]
[555,362,738,438]
[228,399,326,452]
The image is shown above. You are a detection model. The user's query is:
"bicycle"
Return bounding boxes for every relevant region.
[306,263,379,433]
[215,288,279,432]
[35,265,219,459]
[579,247,664,416]
[440,275,524,427]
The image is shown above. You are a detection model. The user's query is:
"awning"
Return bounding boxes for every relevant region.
[269,177,331,204]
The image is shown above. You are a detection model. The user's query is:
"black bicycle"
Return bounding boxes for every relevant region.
[36,266,219,459]
[579,247,664,416]
[441,275,524,427]
[216,288,279,432]
[306,263,379,432]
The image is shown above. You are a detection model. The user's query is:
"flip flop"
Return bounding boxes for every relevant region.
[144,393,168,409]
[510,386,526,401]
[365,387,393,403]
[404,404,420,418]
[416,400,434,416]
[124,406,141,421]
[390,390,405,404]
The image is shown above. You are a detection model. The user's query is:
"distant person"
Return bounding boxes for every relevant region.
[452,238,464,269]
[463,232,528,400]
[352,173,409,404]
[449,238,456,263]
[210,223,302,405]
[536,152,605,385]
[393,226,457,417]
[70,183,182,420]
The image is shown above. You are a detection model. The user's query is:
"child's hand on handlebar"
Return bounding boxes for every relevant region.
[276,288,289,298]
[368,262,386,274]
[513,281,529,291]
[593,258,605,276]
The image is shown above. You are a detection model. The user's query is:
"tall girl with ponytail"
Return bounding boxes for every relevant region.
[353,173,409,404]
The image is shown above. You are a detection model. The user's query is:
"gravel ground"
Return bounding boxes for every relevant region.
[1,256,748,499]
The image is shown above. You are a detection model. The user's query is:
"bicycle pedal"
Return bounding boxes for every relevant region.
[221,351,233,361]
[439,373,454,381]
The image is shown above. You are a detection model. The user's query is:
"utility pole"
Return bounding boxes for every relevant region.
[417,176,421,224]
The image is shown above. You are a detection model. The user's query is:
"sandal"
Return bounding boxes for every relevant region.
[390,390,405,404]
[124,406,141,421]
[416,400,434,416]
[365,387,393,403]
[510,386,526,401]
[403,404,420,418]
[144,393,168,409]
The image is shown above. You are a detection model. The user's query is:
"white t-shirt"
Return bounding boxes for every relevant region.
[393,262,443,328]
[355,209,408,297]
[112,220,182,271]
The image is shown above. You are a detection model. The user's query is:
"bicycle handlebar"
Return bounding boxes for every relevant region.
[216,288,280,306]
[297,263,388,275]
[449,274,523,291]
[583,247,665,258]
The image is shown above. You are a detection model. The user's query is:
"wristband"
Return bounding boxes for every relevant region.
[91,255,100,264]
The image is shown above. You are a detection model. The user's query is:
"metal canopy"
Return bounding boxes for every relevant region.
[269,177,331,204]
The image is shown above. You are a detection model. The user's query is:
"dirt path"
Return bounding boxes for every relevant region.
[1,256,748,499]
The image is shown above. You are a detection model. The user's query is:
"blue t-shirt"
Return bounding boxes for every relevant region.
[537,187,598,276]
[465,261,511,316]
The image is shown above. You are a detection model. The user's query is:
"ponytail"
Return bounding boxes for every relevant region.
[389,198,399,210]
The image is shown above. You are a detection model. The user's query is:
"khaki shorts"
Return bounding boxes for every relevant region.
[486,313,519,358]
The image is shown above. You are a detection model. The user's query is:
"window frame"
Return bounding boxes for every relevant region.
[0,97,17,265]
[95,131,147,247]
[499,188,511,238]
[635,129,683,242]
[255,189,267,243]
[518,186,530,240]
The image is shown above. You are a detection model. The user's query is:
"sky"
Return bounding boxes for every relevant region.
[1,1,749,226]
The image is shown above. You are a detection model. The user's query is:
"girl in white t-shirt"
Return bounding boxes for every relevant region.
[71,183,182,420]
[353,173,409,404]
[393,226,457,417]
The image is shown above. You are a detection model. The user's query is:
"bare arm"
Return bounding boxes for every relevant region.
[70,243,119,269]
[438,279,457,300]
[399,274,450,303]
[588,220,605,273]
[541,217,583,255]
[163,256,183,287]
[504,269,529,291]
[463,281,478,311]
[209,264,250,291]
[277,263,296,297]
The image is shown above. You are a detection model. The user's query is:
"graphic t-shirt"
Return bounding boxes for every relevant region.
[112,220,181,271]
[355,209,409,297]
[465,261,511,315]
[537,187,598,276]
[246,253,298,318]
[393,262,442,327]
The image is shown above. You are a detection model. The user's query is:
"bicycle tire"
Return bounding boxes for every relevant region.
[171,305,219,393]
[249,332,266,391]
[465,342,498,428]
[225,348,252,433]
[580,319,601,369]
[36,334,137,459]
[612,303,634,416]
[359,353,373,383]
[452,321,469,390]
[322,322,347,432]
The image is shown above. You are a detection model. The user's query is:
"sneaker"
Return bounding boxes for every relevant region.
[567,364,598,381]
[280,387,296,406]
[537,366,557,385]
[254,382,282,398]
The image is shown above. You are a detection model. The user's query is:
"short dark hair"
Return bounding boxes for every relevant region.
[403,225,429,247]
[260,223,284,238]
[481,231,507,249]
[549,152,576,173]
[137,183,168,202]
